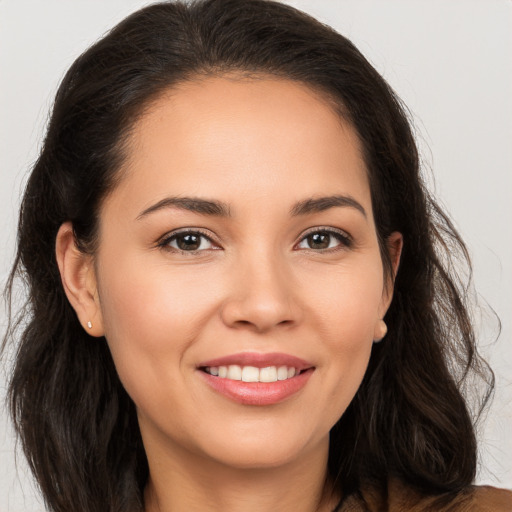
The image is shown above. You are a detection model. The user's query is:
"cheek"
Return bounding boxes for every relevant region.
[308,257,384,341]
[96,257,219,393]
[305,258,383,414]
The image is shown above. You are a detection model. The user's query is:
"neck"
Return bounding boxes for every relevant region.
[143,434,338,512]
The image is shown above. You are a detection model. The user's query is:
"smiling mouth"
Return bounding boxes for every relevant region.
[198,357,315,405]
[201,365,309,383]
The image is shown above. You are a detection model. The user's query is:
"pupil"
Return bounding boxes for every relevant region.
[309,232,329,249]
[178,234,200,250]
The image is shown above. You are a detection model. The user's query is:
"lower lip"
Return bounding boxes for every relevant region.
[199,369,314,406]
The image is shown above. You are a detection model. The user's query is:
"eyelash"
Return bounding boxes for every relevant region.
[157,227,352,255]
[157,228,219,255]
[297,227,352,252]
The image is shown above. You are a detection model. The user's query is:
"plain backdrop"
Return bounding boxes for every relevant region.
[1,1,511,510]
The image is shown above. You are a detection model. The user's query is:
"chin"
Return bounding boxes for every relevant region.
[195,426,327,470]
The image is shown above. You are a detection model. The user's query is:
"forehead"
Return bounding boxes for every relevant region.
[109,75,371,219]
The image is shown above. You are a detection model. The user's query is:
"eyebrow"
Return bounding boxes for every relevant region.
[289,195,366,218]
[137,197,231,219]
[136,194,367,220]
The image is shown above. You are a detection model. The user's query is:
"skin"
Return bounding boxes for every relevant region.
[57,75,402,512]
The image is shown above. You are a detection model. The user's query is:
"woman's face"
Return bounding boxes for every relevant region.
[89,76,399,469]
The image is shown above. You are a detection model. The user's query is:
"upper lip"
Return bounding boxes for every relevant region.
[198,352,314,371]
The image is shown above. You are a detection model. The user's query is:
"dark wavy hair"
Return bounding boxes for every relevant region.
[2,1,494,511]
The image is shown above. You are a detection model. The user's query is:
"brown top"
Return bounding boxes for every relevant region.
[339,479,512,511]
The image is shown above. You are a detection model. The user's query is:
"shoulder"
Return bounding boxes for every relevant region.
[343,479,512,511]
[467,485,512,511]
[392,483,512,512]
[405,484,512,512]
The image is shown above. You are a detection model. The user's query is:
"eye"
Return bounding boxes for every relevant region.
[158,229,218,254]
[296,228,352,251]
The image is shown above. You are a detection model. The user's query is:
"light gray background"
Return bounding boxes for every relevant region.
[1,1,511,510]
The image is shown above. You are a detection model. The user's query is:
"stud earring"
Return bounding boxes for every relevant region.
[87,321,92,329]
[373,320,387,343]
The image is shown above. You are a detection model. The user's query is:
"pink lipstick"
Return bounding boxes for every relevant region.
[197,352,314,406]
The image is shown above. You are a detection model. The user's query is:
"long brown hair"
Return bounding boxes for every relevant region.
[2,1,493,510]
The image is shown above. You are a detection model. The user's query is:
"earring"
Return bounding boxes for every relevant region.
[87,321,92,329]
[373,320,387,343]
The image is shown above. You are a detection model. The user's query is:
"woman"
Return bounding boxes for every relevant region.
[2,0,511,510]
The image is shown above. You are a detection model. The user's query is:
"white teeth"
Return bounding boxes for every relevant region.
[260,366,278,382]
[241,366,260,382]
[277,366,288,381]
[227,365,242,380]
[205,365,300,382]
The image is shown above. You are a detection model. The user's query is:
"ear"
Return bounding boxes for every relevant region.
[376,231,403,324]
[387,231,403,282]
[55,222,104,337]
[374,231,403,341]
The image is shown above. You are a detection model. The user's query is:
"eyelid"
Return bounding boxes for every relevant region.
[156,228,220,252]
[156,225,353,254]
[295,226,353,250]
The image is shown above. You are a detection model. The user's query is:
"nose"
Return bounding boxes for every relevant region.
[220,250,302,334]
